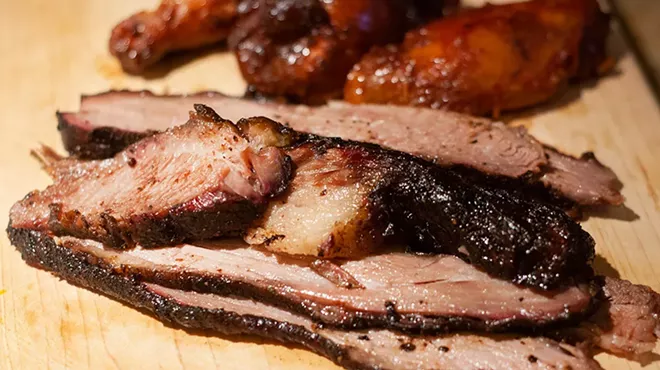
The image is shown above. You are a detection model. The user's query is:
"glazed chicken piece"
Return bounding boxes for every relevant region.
[229,0,454,104]
[110,0,238,74]
[345,0,611,116]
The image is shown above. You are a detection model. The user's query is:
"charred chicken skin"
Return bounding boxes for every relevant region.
[229,0,450,104]
[109,0,238,74]
[344,0,611,116]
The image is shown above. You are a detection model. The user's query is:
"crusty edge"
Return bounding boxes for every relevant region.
[57,111,153,159]
[6,225,382,370]
[51,229,596,334]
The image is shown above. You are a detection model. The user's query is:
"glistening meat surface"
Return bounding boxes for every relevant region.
[49,236,595,332]
[11,106,292,248]
[344,0,610,116]
[6,228,604,370]
[109,0,238,73]
[229,0,453,103]
[57,91,624,206]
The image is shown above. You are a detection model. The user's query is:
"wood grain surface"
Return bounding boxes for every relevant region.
[0,0,659,369]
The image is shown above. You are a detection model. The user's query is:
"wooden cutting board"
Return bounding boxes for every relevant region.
[1,0,659,369]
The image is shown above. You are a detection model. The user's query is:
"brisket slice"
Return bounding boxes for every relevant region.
[56,90,623,206]
[46,236,595,333]
[555,276,660,356]
[11,106,293,249]
[281,135,595,289]
[7,228,603,370]
[26,108,596,289]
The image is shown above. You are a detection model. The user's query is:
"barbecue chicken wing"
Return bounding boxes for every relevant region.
[110,0,238,74]
[344,0,611,116]
[230,0,454,104]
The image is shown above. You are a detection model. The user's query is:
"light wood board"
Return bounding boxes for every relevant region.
[0,0,659,369]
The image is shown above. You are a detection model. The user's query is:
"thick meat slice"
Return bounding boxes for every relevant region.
[344,0,611,116]
[240,135,595,290]
[6,229,602,370]
[11,106,292,248]
[56,91,624,206]
[109,0,238,73]
[38,236,594,332]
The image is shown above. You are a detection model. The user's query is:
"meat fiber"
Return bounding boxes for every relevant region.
[56,91,624,206]
[153,285,604,370]
[36,236,595,332]
[11,106,292,248]
[10,227,660,369]
[34,106,597,289]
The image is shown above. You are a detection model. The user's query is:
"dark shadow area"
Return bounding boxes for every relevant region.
[138,42,230,80]
[592,254,621,278]
[581,204,639,222]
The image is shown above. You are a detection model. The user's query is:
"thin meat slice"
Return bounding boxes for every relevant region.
[46,236,594,332]
[153,286,603,370]
[56,91,623,206]
[59,91,546,177]
[11,106,292,248]
[7,228,602,370]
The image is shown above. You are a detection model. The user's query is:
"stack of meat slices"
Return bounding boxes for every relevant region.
[8,99,659,369]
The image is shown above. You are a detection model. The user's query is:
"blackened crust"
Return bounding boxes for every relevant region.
[47,198,261,249]
[294,135,596,291]
[57,111,153,159]
[6,225,372,369]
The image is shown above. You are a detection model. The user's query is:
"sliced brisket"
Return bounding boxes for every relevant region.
[44,236,595,332]
[6,227,604,370]
[56,90,623,206]
[12,106,292,248]
[27,107,596,289]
